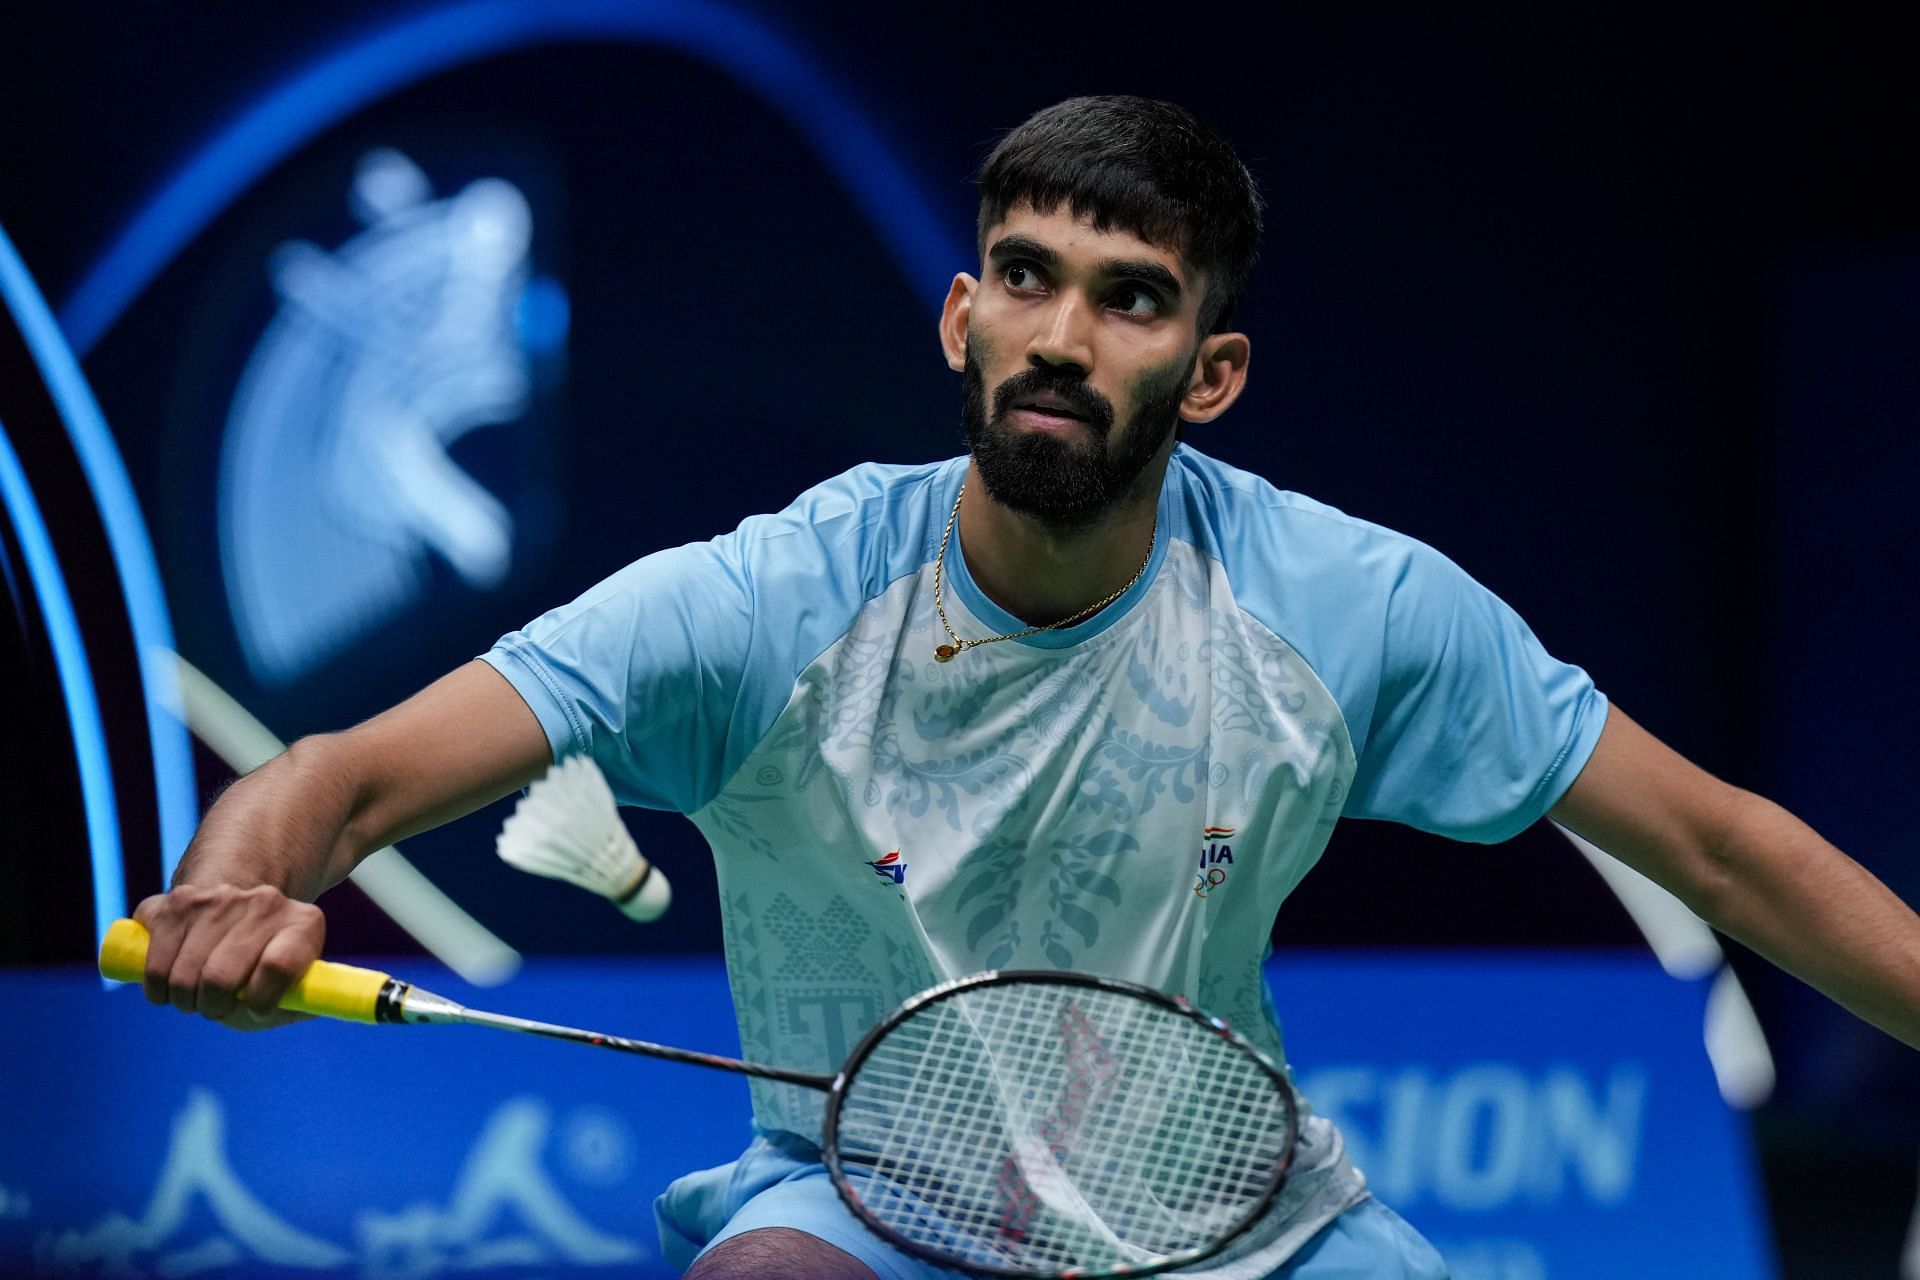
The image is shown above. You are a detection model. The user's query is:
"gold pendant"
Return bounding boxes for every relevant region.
[935,644,957,663]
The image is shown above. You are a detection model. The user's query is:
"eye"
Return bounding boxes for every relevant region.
[1109,285,1162,316]
[1003,263,1045,292]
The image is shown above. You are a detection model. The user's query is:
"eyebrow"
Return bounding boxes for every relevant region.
[987,234,1185,303]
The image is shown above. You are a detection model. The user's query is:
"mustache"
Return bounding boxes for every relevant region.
[989,366,1115,434]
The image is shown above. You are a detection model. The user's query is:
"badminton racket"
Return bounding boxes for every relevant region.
[101,919,1297,1278]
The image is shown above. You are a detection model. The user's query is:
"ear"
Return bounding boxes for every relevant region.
[1180,330,1251,425]
[940,273,977,372]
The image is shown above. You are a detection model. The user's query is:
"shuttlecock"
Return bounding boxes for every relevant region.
[497,755,672,922]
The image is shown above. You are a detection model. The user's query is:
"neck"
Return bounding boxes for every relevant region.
[955,452,1170,627]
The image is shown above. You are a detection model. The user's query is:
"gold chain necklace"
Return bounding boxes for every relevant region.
[931,483,1157,662]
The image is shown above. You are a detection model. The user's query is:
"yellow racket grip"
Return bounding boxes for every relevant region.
[100,918,394,1024]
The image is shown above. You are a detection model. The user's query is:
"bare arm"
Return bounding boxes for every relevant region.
[137,660,551,1025]
[1550,703,1920,1050]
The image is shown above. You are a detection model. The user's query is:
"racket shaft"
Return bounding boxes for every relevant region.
[422,1001,830,1089]
[101,918,830,1090]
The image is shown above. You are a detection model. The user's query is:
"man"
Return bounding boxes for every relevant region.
[136,97,1920,1279]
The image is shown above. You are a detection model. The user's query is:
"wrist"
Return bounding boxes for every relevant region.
[171,735,364,897]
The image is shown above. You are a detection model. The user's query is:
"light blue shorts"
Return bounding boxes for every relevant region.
[654,1134,1449,1280]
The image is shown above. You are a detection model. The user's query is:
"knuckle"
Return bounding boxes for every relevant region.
[201,963,244,994]
[257,954,302,985]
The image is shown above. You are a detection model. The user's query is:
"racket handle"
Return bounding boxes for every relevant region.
[99,918,394,1024]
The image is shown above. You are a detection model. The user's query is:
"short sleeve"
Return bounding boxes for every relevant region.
[478,459,954,815]
[481,535,753,813]
[1341,542,1607,842]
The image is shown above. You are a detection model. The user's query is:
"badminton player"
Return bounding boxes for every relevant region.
[134,97,1920,1279]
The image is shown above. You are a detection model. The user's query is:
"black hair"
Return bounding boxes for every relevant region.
[976,96,1264,335]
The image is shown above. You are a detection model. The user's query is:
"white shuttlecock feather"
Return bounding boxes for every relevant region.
[496,755,672,922]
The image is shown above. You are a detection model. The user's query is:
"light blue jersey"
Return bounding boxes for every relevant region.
[482,445,1604,1274]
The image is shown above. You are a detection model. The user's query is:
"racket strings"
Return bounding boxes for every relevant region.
[833,983,1293,1275]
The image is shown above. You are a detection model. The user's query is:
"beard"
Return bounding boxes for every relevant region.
[961,342,1190,531]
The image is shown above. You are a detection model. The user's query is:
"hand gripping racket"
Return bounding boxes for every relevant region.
[102,918,1298,1278]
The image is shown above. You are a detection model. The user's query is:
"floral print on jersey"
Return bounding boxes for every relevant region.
[690,543,1357,1141]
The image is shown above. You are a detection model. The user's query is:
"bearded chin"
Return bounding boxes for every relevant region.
[961,353,1185,532]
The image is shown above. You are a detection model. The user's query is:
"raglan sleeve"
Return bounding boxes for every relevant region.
[1340,540,1608,843]
[479,531,754,814]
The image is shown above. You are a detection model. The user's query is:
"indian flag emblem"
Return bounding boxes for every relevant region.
[1197,826,1237,898]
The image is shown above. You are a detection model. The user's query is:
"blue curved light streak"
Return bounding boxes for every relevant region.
[0,226,198,895]
[59,0,969,357]
[0,419,126,957]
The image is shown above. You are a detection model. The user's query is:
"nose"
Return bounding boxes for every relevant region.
[1026,292,1094,376]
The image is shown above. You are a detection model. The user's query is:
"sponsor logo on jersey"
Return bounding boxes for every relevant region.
[867,849,907,885]
[1195,826,1236,898]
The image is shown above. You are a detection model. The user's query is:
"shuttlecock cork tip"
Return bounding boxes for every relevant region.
[496,755,672,922]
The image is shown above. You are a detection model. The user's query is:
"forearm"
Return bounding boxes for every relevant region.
[141,661,548,1026]
[1691,790,1920,1051]
[173,661,551,900]
[171,733,376,901]
[1552,705,1920,1052]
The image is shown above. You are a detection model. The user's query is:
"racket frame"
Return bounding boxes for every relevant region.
[821,969,1300,1280]
[112,916,1298,1278]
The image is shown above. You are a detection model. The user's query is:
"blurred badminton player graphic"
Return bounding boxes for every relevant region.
[131,97,1920,1279]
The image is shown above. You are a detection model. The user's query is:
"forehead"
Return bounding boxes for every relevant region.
[983,202,1193,285]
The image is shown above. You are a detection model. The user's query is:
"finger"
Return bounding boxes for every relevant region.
[240,924,322,1016]
[165,907,243,1015]
[196,927,269,1022]
[225,1003,277,1031]
[223,1004,311,1033]
[135,895,184,1007]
